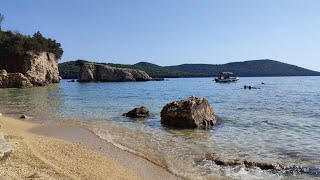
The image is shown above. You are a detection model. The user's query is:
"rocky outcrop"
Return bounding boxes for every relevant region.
[24,52,60,86]
[161,96,217,128]
[0,52,60,88]
[123,106,150,118]
[0,132,12,160]
[77,62,152,82]
[0,70,33,88]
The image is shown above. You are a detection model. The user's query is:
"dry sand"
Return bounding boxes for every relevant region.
[0,115,179,180]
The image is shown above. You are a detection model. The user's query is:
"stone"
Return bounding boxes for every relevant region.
[0,71,33,88]
[0,51,60,88]
[0,69,7,76]
[0,132,12,160]
[0,113,2,117]
[77,61,153,82]
[20,115,30,119]
[205,153,286,171]
[161,96,217,128]
[123,106,150,118]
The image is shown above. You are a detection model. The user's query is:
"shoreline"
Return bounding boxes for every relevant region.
[0,114,179,179]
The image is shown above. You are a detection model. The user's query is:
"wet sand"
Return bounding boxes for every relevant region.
[0,115,179,179]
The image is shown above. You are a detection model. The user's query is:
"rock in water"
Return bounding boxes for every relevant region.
[76,61,153,82]
[123,106,150,118]
[161,96,217,128]
[0,132,12,160]
[205,153,286,171]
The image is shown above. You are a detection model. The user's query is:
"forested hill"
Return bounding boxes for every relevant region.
[58,59,320,79]
[167,60,320,77]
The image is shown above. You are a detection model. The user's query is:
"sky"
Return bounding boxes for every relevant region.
[1,0,320,71]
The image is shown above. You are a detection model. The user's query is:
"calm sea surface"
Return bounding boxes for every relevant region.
[0,77,319,179]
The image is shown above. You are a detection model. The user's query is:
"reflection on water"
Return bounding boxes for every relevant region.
[0,77,320,179]
[0,84,62,121]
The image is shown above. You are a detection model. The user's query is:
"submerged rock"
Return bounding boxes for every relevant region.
[0,132,12,160]
[123,106,150,118]
[161,96,217,128]
[151,78,165,81]
[205,153,286,171]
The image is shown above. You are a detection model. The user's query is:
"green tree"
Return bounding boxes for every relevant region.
[0,13,4,31]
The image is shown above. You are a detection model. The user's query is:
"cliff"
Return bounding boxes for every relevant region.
[24,52,60,86]
[78,62,152,82]
[0,52,60,88]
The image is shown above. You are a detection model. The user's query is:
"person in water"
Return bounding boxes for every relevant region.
[244,85,257,89]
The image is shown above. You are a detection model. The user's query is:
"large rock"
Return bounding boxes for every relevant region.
[123,106,150,118]
[161,96,217,128]
[0,52,60,87]
[0,70,33,88]
[0,132,12,160]
[77,61,153,82]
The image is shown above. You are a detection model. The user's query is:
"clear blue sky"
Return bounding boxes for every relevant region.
[1,0,320,71]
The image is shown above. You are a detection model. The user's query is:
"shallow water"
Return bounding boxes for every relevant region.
[0,77,319,179]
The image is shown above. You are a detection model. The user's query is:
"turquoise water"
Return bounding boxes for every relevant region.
[0,77,319,179]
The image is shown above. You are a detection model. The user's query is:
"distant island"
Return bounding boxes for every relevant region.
[59,59,320,79]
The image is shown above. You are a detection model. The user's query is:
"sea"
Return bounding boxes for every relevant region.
[0,77,319,179]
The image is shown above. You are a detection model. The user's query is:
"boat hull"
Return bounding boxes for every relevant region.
[214,77,239,83]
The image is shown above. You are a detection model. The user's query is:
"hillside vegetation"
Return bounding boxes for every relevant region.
[59,59,320,79]
[0,30,63,59]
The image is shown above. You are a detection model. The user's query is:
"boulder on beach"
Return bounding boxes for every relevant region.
[123,106,150,118]
[0,70,33,88]
[0,132,12,160]
[160,96,217,128]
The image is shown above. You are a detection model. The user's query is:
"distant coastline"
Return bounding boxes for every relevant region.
[59,59,320,79]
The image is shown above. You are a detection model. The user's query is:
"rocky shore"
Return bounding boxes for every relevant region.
[0,52,61,88]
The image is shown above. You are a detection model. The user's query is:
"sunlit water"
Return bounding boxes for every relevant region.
[0,77,319,179]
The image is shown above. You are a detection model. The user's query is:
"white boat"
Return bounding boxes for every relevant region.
[214,72,240,83]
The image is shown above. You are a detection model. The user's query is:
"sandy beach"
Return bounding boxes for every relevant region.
[0,115,179,180]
